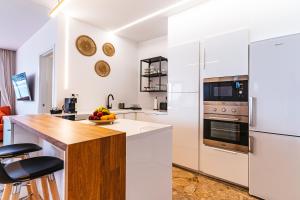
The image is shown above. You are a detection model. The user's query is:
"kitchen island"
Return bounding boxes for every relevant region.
[4,116,172,200]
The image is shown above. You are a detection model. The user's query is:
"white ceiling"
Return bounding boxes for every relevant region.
[0,0,205,49]
[62,0,205,41]
[0,0,50,50]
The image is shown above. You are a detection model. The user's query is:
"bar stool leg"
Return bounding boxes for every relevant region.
[41,176,50,200]
[30,180,41,200]
[1,184,12,200]
[11,183,21,200]
[48,174,60,200]
[26,183,33,200]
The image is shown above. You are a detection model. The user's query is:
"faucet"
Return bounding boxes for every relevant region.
[107,94,114,109]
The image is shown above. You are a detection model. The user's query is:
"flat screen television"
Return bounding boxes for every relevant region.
[12,72,32,101]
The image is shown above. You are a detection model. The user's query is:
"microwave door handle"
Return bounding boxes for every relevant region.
[208,116,240,122]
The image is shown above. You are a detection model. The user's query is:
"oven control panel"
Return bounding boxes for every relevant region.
[204,102,248,116]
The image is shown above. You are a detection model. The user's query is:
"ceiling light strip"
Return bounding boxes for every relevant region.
[111,0,192,33]
[49,0,66,17]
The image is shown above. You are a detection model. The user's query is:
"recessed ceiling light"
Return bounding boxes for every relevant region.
[111,0,193,34]
[49,0,68,18]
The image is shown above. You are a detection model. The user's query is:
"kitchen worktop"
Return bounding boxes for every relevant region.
[81,119,171,137]
[10,114,124,150]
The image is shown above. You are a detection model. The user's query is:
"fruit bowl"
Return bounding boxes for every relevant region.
[89,119,115,125]
[88,106,117,125]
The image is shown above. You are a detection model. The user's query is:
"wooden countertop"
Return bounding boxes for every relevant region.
[11,114,124,150]
[11,114,126,199]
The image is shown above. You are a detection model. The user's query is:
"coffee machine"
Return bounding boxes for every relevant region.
[64,94,77,113]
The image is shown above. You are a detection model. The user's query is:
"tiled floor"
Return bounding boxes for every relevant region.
[173,167,258,200]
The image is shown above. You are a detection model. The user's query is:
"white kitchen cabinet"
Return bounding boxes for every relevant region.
[136,113,154,122]
[124,113,136,120]
[116,113,125,119]
[249,131,300,200]
[200,144,248,187]
[203,29,249,78]
[168,92,199,170]
[168,42,200,93]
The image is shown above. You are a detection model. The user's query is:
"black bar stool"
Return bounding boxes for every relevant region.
[1,156,64,200]
[0,143,42,160]
[0,143,42,199]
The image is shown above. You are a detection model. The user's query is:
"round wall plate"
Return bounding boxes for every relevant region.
[76,35,97,56]
[95,60,111,77]
[102,43,115,57]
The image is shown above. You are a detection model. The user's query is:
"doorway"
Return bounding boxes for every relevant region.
[39,50,54,113]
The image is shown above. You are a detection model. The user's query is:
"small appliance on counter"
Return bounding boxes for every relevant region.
[118,103,125,109]
[153,97,158,110]
[50,107,63,114]
[119,103,142,110]
[63,94,78,113]
[159,97,168,111]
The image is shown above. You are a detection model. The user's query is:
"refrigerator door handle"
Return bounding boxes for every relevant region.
[249,136,254,153]
[249,97,254,127]
[203,47,206,70]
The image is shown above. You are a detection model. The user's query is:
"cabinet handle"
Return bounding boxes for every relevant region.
[249,97,254,126]
[208,116,240,122]
[249,136,254,153]
[210,147,238,155]
[203,47,206,70]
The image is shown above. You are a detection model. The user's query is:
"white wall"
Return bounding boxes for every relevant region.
[58,17,139,112]
[168,0,300,46]
[137,36,168,109]
[16,15,139,114]
[16,16,63,114]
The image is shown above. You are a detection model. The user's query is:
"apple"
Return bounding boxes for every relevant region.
[93,111,98,116]
[97,112,103,117]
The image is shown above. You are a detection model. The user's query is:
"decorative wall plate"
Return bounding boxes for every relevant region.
[95,60,111,77]
[76,35,97,56]
[102,43,115,57]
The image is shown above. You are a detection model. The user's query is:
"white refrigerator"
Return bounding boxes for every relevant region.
[249,34,300,200]
[168,42,200,170]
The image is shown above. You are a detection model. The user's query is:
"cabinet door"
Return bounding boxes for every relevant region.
[168,92,199,170]
[124,113,136,120]
[168,42,200,92]
[249,131,300,200]
[204,29,248,78]
[200,145,248,186]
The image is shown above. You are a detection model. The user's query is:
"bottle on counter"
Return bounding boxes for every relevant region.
[154,97,158,110]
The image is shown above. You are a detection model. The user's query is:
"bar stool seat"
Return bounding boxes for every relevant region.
[0,143,42,159]
[1,156,64,200]
[3,156,63,183]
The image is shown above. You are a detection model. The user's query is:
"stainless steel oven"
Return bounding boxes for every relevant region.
[203,76,249,153]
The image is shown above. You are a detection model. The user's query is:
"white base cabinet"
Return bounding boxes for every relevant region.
[200,145,248,187]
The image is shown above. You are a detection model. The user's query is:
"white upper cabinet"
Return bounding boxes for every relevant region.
[203,29,249,78]
[168,42,200,93]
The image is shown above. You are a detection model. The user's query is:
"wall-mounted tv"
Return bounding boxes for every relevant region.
[12,72,32,101]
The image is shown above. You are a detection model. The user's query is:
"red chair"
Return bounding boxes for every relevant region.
[0,106,11,141]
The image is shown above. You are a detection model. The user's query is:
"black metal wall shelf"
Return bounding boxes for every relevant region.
[140,56,168,93]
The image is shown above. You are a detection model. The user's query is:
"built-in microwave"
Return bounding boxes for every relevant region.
[204,75,248,102]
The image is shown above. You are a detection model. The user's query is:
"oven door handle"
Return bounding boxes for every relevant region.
[208,116,240,122]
